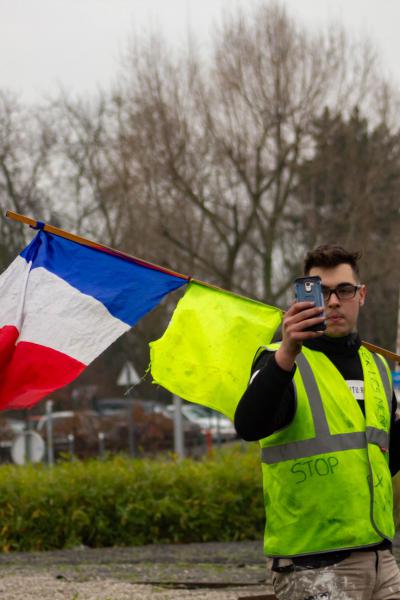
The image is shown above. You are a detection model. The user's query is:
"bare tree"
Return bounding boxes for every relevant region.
[107,2,389,307]
[297,107,400,349]
[46,2,400,357]
[0,0,396,408]
[0,91,56,267]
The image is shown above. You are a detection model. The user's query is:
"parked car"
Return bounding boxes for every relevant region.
[7,419,25,434]
[35,410,102,458]
[95,398,165,416]
[31,401,205,459]
[95,398,205,457]
[167,402,237,442]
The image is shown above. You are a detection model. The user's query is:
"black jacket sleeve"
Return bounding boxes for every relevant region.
[234,350,296,440]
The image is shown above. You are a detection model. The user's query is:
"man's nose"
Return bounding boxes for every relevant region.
[327,291,340,306]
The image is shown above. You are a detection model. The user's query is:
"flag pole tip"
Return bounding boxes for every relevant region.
[30,220,45,231]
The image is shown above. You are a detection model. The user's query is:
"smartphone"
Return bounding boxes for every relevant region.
[293,275,326,331]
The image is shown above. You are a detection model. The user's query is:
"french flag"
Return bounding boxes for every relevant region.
[0,230,187,410]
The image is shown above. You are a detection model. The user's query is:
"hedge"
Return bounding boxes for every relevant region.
[4,446,400,552]
[0,445,264,551]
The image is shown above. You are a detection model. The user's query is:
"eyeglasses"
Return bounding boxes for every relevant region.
[321,283,362,302]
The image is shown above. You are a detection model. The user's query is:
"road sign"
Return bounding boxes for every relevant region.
[117,361,140,386]
[11,431,45,465]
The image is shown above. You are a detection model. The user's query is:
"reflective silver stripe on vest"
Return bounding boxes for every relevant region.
[261,352,389,465]
[371,353,392,414]
[261,432,366,464]
[366,426,389,449]
[295,353,330,436]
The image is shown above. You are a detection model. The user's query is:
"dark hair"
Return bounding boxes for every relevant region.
[304,245,362,278]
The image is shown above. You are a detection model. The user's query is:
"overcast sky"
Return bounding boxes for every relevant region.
[1,0,400,102]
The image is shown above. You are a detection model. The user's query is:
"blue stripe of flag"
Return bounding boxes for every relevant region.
[21,231,187,325]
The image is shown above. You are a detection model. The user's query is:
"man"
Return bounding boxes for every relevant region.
[235,244,400,600]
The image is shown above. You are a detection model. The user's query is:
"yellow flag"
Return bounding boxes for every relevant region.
[150,281,283,420]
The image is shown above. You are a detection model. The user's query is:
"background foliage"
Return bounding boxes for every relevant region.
[1,446,400,552]
[1,1,399,399]
[0,446,263,551]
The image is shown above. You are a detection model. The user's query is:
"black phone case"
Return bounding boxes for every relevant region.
[293,276,326,331]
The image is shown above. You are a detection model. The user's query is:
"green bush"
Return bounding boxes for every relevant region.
[0,444,264,551]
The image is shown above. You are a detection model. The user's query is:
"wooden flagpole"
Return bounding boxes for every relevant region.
[360,341,400,364]
[5,210,190,281]
[5,210,400,365]
[6,210,281,309]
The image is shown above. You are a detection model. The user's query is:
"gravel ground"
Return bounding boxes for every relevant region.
[0,576,267,600]
[1,537,400,599]
[0,540,271,599]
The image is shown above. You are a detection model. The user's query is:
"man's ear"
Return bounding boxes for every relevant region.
[359,284,367,307]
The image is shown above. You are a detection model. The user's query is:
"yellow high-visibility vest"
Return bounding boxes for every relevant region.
[259,344,394,557]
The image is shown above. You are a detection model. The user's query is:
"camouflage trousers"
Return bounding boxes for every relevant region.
[267,550,400,600]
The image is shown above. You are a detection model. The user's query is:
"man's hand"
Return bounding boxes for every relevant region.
[275,301,325,372]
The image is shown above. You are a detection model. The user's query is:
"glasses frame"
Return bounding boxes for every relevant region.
[321,283,362,302]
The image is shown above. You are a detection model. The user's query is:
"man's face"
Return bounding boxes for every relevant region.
[308,263,366,337]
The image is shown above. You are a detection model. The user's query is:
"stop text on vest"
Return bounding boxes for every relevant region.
[291,456,339,484]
